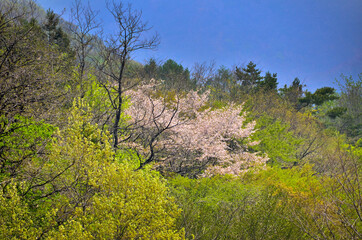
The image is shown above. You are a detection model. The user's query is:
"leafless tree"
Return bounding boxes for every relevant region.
[94,1,160,148]
[191,60,216,87]
[69,0,101,97]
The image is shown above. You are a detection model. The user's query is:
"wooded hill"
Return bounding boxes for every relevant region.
[0,0,361,239]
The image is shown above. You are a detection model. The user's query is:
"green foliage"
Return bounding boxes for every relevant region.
[258,158,362,240]
[0,115,55,184]
[44,9,71,53]
[244,90,331,169]
[312,87,338,105]
[124,60,144,80]
[170,162,361,239]
[326,106,347,119]
[143,57,159,80]
[0,181,55,240]
[47,99,184,239]
[279,77,305,109]
[1,2,360,239]
[82,76,114,124]
[334,74,362,142]
[258,165,323,198]
[0,10,73,124]
[170,173,304,239]
[0,99,184,239]
[159,59,194,91]
[0,182,34,239]
[249,116,303,166]
[235,61,263,92]
[257,71,278,92]
[206,99,230,110]
[206,66,241,101]
[299,87,338,109]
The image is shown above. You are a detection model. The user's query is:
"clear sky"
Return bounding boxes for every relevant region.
[37,0,362,91]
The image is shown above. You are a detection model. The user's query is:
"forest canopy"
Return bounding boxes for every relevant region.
[0,0,361,239]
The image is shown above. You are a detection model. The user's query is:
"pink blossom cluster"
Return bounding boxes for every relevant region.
[125,82,268,176]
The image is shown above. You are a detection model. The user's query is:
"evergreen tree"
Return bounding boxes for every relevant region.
[143,58,159,80]
[258,71,278,92]
[159,59,193,91]
[235,61,263,92]
[299,87,338,107]
[44,9,71,52]
[280,77,305,109]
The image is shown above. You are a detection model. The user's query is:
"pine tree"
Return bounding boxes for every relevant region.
[44,9,71,52]
[279,77,305,109]
[258,71,278,92]
[235,61,263,92]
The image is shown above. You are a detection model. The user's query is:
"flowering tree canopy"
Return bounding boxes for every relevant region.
[124,82,267,177]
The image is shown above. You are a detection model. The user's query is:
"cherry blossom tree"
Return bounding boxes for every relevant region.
[124,82,267,177]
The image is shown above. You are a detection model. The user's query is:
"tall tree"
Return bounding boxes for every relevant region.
[143,57,159,80]
[235,61,263,92]
[258,71,278,92]
[44,9,71,53]
[158,59,193,91]
[70,0,101,97]
[191,61,216,87]
[279,77,305,109]
[95,1,159,148]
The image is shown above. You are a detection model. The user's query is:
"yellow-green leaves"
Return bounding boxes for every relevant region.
[1,99,184,239]
[43,99,184,238]
[75,163,184,239]
[0,182,43,240]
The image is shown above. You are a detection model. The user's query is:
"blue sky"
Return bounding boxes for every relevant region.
[37,0,362,91]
